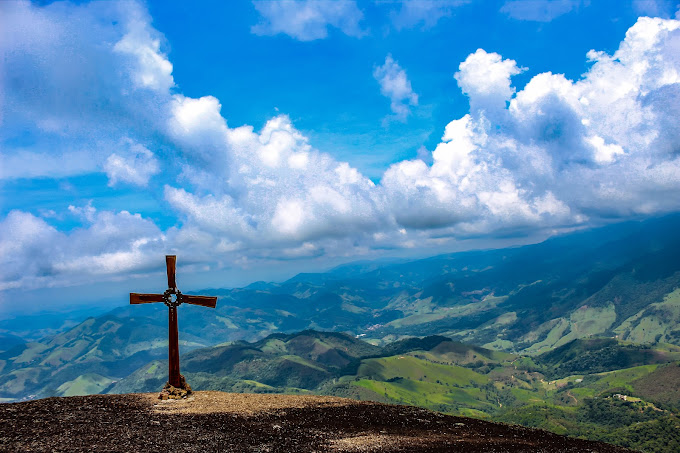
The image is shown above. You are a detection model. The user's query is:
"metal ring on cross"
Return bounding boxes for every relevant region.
[163,288,184,308]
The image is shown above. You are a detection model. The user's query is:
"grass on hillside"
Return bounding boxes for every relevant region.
[56,373,115,397]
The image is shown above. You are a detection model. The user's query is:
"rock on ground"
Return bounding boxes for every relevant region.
[158,374,192,400]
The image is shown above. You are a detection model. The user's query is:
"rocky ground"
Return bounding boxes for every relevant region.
[1,391,631,452]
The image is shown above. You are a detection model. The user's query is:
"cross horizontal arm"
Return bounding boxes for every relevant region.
[183,295,218,308]
[130,293,166,304]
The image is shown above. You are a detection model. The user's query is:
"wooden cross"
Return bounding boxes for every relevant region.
[129,255,217,388]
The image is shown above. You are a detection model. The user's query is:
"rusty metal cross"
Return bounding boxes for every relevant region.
[130,255,217,388]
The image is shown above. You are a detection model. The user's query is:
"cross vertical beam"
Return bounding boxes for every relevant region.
[168,306,180,388]
[130,255,217,393]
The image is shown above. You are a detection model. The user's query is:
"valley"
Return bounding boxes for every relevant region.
[105,331,680,452]
[2,215,680,451]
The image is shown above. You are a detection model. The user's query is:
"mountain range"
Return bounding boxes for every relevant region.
[111,330,680,452]
[3,214,680,450]
[3,214,680,401]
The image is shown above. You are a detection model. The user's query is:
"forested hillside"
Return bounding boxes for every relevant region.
[112,331,680,452]
[3,214,680,412]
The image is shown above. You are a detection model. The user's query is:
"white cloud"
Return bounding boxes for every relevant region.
[251,0,365,41]
[113,9,174,92]
[272,199,308,237]
[104,139,160,187]
[373,55,419,122]
[0,207,165,290]
[381,112,574,233]
[387,0,470,30]
[53,208,164,276]
[0,0,173,181]
[3,3,680,293]
[0,211,63,290]
[633,0,678,18]
[454,49,524,115]
[165,112,383,245]
[383,16,680,235]
[168,94,232,182]
[501,0,585,22]
[163,187,255,240]
[0,149,98,180]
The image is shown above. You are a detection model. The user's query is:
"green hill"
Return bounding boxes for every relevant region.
[0,333,24,354]
[107,330,680,451]
[5,214,680,407]
[535,338,680,378]
[631,362,680,409]
[6,324,680,451]
[109,330,381,394]
[0,311,205,400]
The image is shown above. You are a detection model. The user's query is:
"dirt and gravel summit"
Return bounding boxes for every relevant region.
[1,391,631,452]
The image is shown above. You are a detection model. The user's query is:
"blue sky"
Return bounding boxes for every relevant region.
[1,0,680,315]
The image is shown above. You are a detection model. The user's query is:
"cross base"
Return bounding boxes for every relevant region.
[158,374,193,400]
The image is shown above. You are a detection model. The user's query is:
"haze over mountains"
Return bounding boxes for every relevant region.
[3,214,680,450]
[2,214,680,400]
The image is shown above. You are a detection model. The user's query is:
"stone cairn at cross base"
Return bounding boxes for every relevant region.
[159,373,193,400]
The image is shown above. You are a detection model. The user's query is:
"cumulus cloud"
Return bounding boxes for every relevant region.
[165,111,383,246]
[501,0,585,22]
[373,55,419,122]
[0,211,63,290]
[104,139,160,187]
[3,1,680,293]
[251,0,365,41]
[381,113,574,233]
[0,207,165,291]
[387,0,470,30]
[0,0,173,180]
[633,0,678,18]
[454,49,524,116]
[385,16,680,234]
[113,9,174,92]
